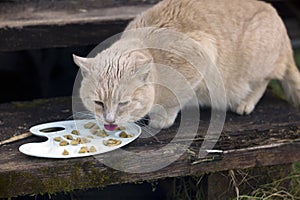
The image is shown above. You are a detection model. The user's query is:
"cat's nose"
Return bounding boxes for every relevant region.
[106,119,115,124]
[105,112,115,124]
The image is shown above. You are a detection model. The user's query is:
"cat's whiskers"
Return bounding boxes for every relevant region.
[69,111,96,120]
[140,126,162,143]
[131,118,162,143]
[147,111,170,121]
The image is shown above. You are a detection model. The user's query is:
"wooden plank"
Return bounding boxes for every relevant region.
[0,0,158,28]
[0,0,155,51]
[0,0,299,51]
[0,92,299,198]
[0,21,129,51]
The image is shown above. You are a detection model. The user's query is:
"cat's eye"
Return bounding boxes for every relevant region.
[118,101,130,107]
[94,101,104,108]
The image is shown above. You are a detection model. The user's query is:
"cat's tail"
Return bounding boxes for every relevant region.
[280,56,300,108]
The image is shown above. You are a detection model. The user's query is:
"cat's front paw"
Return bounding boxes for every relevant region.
[149,117,175,129]
[234,102,255,115]
[148,105,179,129]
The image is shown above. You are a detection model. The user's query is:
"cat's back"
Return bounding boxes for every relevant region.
[124,0,290,96]
[127,0,280,33]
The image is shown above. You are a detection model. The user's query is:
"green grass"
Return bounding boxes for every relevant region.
[294,48,300,67]
[170,163,300,199]
[235,163,300,200]
[268,48,300,99]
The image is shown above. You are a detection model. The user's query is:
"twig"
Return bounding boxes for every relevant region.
[229,170,240,200]
[0,132,32,146]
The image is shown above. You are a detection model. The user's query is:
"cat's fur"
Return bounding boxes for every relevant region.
[73,0,300,129]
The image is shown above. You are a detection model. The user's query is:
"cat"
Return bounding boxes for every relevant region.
[73,0,300,130]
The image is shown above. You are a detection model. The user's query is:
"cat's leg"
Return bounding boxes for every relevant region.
[148,104,180,129]
[233,81,268,115]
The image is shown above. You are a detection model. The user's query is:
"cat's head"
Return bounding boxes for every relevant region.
[73,48,155,130]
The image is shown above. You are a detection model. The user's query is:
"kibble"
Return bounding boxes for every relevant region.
[62,149,69,155]
[80,137,91,144]
[103,139,122,146]
[51,121,131,156]
[92,125,100,129]
[89,146,97,153]
[59,140,69,146]
[63,134,74,140]
[71,130,79,135]
[90,128,98,134]
[78,146,88,153]
[116,126,126,130]
[70,139,79,145]
[119,131,133,138]
[84,122,96,129]
[96,130,108,137]
[54,136,62,142]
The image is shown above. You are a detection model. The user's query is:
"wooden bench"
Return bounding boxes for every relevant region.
[0,0,299,199]
[0,93,299,198]
[0,0,158,51]
[0,0,299,51]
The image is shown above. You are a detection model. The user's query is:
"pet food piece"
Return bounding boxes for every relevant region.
[92,125,100,129]
[84,122,96,129]
[70,137,84,145]
[62,149,69,155]
[78,146,88,153]
[116,126,126,130]
[63,134,74,140]
[70,139,79,145]
[89,146,97,153]
[90,128,98,135]
[103,139,122,146]
[54,136,62,142]
[71,130,79,135]
[75,137,81,143]
[59,140,69,146]
[96,130,108,137]
[80,137,91,144]
[119,131,133,138]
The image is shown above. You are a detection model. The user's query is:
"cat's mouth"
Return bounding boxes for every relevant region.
[104,124,118,131]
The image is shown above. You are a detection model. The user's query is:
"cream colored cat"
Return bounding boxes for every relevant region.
[73,0,300,130]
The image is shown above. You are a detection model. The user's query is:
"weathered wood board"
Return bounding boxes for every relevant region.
[0,0,157,51]
[0,0,299,51]
[0,92,299,198]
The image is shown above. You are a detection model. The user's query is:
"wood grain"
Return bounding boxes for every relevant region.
[0,0,299,51]
[0,92,299,198]
[0,0,155,51]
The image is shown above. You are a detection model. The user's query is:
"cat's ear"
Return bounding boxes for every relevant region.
[130,51,153,81]
[130,51,152,68]
[73,54,92,76]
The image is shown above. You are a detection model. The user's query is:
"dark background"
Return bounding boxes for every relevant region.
[0,46,93,102]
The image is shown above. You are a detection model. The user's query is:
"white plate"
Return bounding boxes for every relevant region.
[19,120,141,158]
